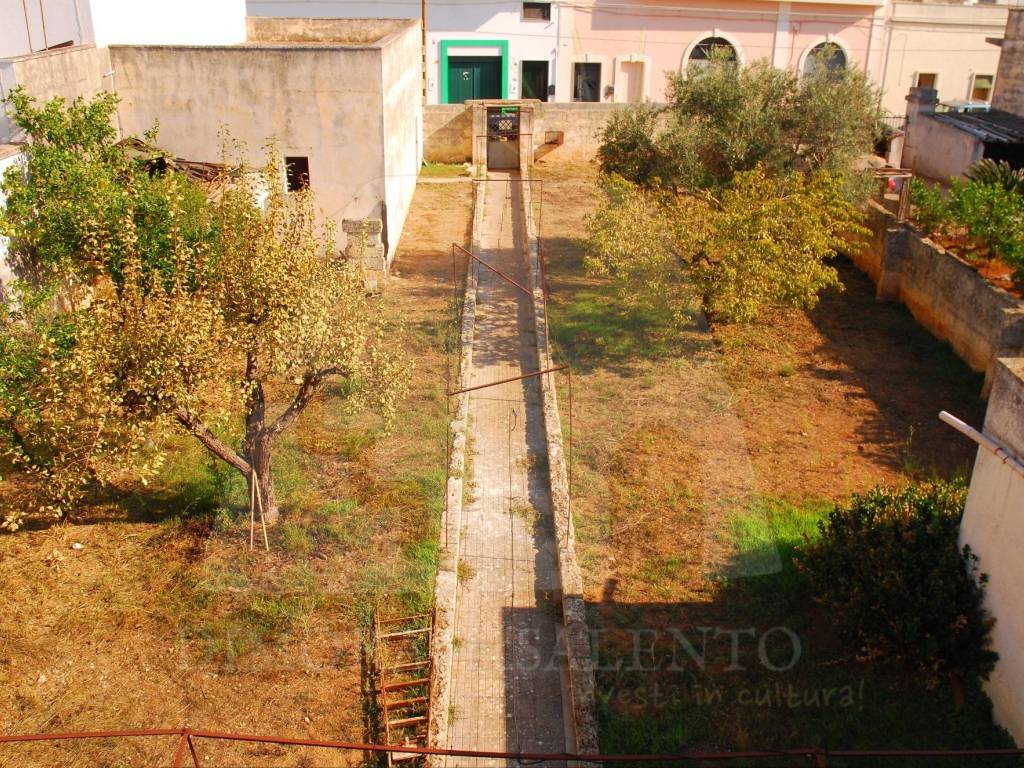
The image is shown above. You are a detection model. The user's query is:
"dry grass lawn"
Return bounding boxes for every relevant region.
[0,180,473,768]
[529,155,1011,762]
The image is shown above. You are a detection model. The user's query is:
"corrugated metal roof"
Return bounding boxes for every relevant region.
[930,108,1024,144]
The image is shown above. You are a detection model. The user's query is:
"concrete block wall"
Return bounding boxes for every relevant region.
[423,105,472,163]
[0,44,113,144]
[850,201,1024,390]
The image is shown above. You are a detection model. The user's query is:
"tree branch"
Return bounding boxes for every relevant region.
[175,407,251,476]
[265,366,348,439]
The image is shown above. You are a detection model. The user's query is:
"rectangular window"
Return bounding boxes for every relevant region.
[971,74,994,103]
[915,72,937,90]
[573,62,601,102]
[523,2,551,21]
[285,156,310,191]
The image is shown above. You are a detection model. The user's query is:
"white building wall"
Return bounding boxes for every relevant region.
[959,358,1024,747]
[81,0,247,46]
[879,2,1006,116]
[247,0,559,103]
[380,21,424,260]
[0,0,85,59]
[0,146,25,296]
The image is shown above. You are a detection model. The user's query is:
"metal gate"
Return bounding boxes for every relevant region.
[486,107,520,170]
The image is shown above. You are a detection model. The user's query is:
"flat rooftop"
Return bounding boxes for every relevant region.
[932,108,1024,144]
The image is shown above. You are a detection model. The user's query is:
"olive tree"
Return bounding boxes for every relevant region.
[586,168,864,323]
[590,55,879,322]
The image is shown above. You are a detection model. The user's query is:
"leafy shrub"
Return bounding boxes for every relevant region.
[966,158,1024,195]
[909,178,951,235]
[949,179,1024,277]
[596,104,666,187]
[911,176,1024,283]
[798,481,997,690]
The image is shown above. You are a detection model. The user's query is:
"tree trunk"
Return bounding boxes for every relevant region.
[242,376,279,525]
[247,435,279,526]
[951,673,966,710]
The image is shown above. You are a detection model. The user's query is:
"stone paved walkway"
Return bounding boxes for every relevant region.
[445,173,573,766]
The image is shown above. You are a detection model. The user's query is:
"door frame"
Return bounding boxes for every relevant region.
[521,59,550,101]
[440,39,509,104]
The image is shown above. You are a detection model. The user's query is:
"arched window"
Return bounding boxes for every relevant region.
[804,42,847,75]
[688,36,738,67]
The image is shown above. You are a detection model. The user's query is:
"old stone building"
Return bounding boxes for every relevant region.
[1,4,422,289]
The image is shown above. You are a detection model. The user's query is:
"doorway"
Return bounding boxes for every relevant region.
[522,60,549,101]
[447,57,502,103]
[486,106,520,170]
[620,61,643,103]
[573,62,601,102]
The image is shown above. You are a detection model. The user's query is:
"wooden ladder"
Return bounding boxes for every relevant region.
[374,612,433,766]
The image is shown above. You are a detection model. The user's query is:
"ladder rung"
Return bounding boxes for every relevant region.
[391,752,423,763]
[379,614,431,625]
[389,715,428,728]
[380,627,431,639]
[383,677,429,691]
[389,695,428,708]
[386,660,430,673]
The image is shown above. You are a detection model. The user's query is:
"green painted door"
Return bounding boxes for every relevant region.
[447,57,502,103]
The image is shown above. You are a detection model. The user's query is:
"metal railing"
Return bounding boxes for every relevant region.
[3,727,1024,766]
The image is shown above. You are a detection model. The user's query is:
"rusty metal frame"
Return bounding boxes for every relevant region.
[446,364,566,398]
[374,611,433,766]
[452,242,531,297]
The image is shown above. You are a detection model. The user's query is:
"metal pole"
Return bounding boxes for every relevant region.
[447,365,567,397]
[172,730,190,768]
[38,0,49,49]
[452,243,532,297]
[939,411,1024,478]
[21,0,33,52]
[567,366,573,549]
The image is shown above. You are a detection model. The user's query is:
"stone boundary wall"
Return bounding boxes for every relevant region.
[427,180,484,758]
[424,105,473,164]
[519,173,600,754]
[424,102,659,164]
[851,201,1024,391]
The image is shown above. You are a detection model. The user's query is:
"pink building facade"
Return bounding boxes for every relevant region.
[555,0,887,105]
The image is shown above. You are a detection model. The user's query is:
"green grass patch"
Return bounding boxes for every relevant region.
[725,497,830,588]
[549,285,689,371]
[420,162,470,179]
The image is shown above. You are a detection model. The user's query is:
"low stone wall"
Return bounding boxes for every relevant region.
[424,102,641,164]
[850,201,1024,391]
[424,105,473,164]
[426,179,483,759]
[520,173,599,754]
[531,102,623,158]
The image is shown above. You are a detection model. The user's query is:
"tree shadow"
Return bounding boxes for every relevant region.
[802,257,985,477]
[542,235,703,375]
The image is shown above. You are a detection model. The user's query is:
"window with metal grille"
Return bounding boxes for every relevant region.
[523,2,551,21]
[285,156,310,191]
